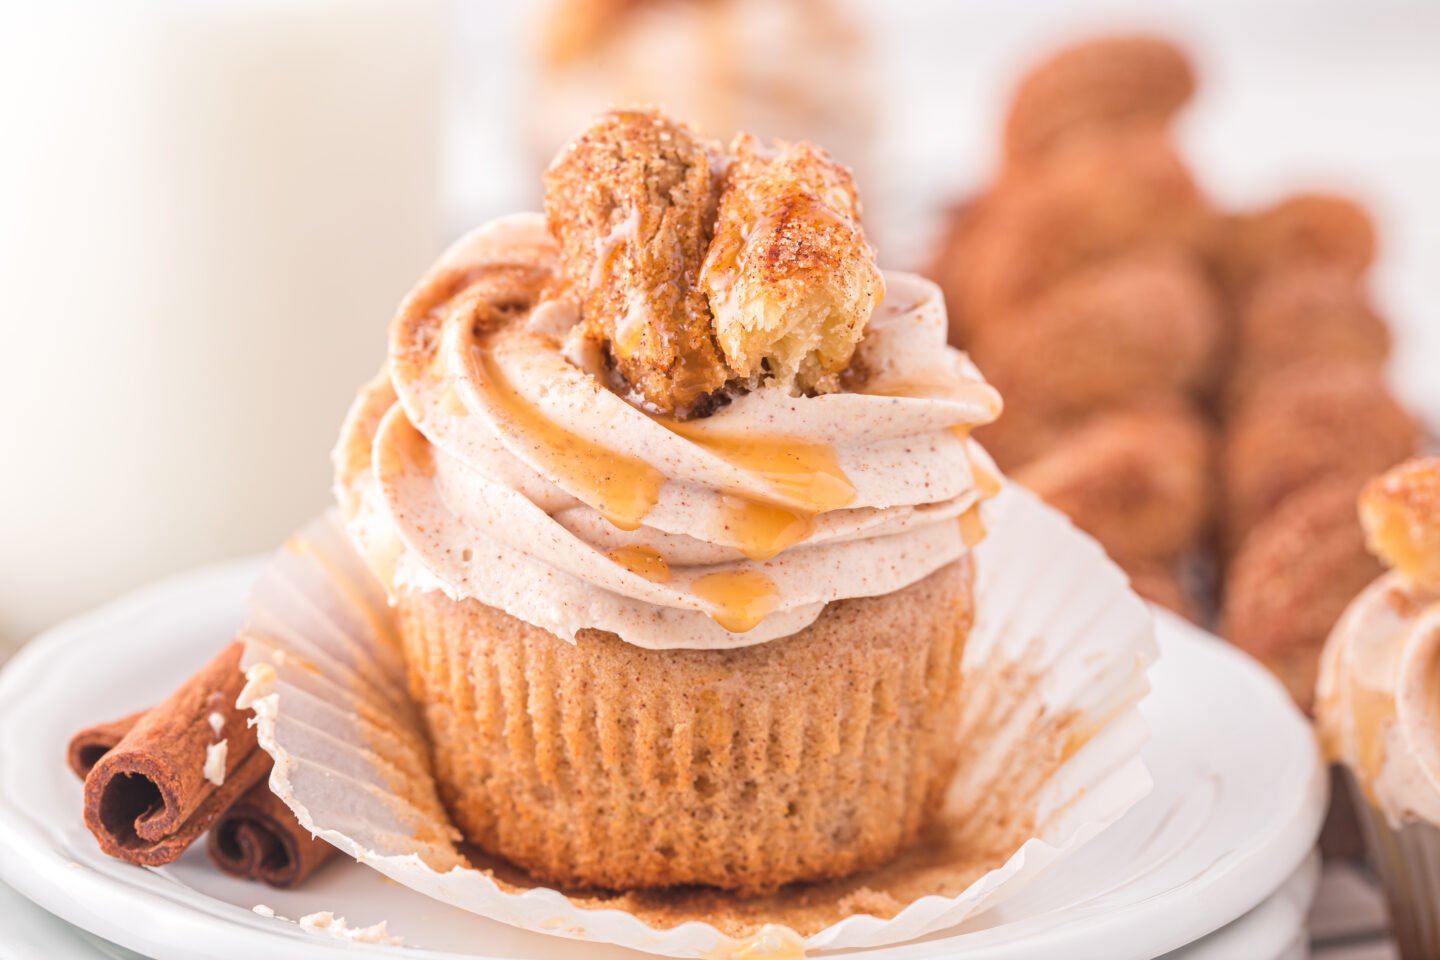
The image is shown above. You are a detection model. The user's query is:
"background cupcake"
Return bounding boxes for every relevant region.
[1318,457,1440,958]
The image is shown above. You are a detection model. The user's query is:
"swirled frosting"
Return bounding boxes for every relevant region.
[334,214,1003,650]
[1318,571,1440,827]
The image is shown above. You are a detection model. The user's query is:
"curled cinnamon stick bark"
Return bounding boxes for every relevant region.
[206,781,334,888]
[81,642,270,865]
[67,710,147,779]
[71,644,335,886]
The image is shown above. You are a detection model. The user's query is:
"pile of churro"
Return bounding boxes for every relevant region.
[929,35,1420,709]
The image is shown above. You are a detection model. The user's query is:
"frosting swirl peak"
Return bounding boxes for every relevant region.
[335,214,1002,649]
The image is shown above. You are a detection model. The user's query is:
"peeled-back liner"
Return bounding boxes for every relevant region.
[240,485,1156,957]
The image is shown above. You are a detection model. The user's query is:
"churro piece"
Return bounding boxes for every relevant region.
[1014,405,1214,563]
[958,127,1212,325]
[1004,35,1196,165]
[969,248,1221,418]
[1224,477,1383,713]
[1225,267,1389,411]
[544,109,728,417]
[1221,360,1418,551]
[702,134,882,394]
[1360,458,1440,590]
[1223,193,1376,292]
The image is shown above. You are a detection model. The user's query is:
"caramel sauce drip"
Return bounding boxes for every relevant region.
[692,569,780,633]
[659,416,856,561]
[663,419,856,510]
[971,456,1004,499]
[478,347,663,531]
[949,426,1004,498]
[1346,671,1398,807]
[718,496,814,561]
[958,505,987,548]
[856,376,1005,435]
[607,545,671,583]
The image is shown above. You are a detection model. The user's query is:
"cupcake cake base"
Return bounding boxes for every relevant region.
[244,489,1156,952]
[396,558,974,896]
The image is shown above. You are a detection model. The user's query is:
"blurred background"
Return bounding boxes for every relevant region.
[1,0,1438,661]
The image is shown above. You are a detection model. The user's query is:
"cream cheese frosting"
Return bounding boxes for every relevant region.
[334,214,1002,650]
[1318,570,1440,827]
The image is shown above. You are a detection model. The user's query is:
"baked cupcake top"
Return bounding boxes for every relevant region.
[1318,458,1440,826]
[334,110,1002,649]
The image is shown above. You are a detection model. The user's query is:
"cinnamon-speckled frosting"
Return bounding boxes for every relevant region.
[334,214,1002,650]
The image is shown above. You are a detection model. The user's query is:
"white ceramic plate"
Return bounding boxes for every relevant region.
[0,560,1325,960]
[1157,852,1319,960]
[0,853,1321,960]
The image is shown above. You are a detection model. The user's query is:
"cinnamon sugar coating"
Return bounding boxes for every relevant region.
[396,560,972,896]
[544,109,883,415]
[1225,267,1389,411]
[1222,193,1376,292]
[1361,457,1440,591]
[1221,360,1418,552]
[970,248,1221,420]
[702,134,881,394]
[1004,35,1195,164]
[1224,478,1383,713]
[544,109,728,416]
[956,128,1212,325]
[1015,405,1214,564]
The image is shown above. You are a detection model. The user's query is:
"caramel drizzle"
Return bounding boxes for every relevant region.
[958,505,987,549]
[658,415,857,561]
[457,336,1027,634]
[1345,669,1398,807]
[607,545,671,583]
[860,376,1003,411]
[475,347,663,532]
[692,569,781,634]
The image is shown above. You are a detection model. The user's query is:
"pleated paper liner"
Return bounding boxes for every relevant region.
[1342,768,1440,959]
[240,485,1156,957]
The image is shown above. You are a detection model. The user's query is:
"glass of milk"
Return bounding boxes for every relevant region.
[0,1,445,652]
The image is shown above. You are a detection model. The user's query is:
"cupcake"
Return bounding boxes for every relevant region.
[334,109,1003,895]
[1317,457,1440,957]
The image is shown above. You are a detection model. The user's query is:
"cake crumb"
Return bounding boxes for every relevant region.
[299,911,403,946]
[251,904,276,918]
[236,662,278,710]
[203,740,228,786]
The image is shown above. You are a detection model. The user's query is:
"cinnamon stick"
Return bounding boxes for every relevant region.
[67,710,147,779]
[69,648,338,885]
[206,780,334,887]
[81,642,271,866]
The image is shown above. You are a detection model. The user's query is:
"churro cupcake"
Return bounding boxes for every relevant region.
[334,110,1003,895]
[1318,458,1440,958]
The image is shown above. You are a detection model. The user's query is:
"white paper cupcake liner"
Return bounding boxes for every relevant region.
[1343,769,1440,959]
[239,484,1156,957]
